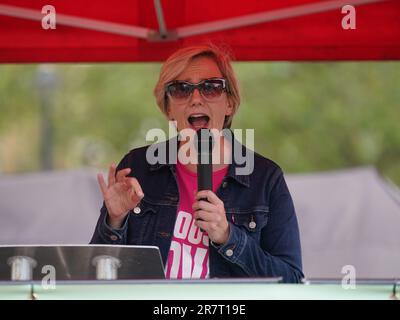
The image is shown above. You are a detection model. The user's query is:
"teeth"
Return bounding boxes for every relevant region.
[188,113,210,126]
[189,114,208,118]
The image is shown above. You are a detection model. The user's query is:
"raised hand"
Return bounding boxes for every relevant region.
[97,164,144,229]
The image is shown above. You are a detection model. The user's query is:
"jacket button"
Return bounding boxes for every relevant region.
[249,221,257,229]
[133,206,141,214]
[225,249,234,257]
[110,235,118,241]
[222,181,228,188]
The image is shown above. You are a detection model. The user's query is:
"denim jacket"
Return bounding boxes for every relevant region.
[90,136,304,283]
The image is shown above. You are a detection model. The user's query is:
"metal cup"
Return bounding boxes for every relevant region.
[7,256,37,281]
[92,255,121,280]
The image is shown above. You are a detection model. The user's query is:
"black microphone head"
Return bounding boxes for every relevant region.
[195,128,214,158]
[195,128,214,191]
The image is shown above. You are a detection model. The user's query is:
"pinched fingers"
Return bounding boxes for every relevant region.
[125,177,144,200]
[116,167,131,183]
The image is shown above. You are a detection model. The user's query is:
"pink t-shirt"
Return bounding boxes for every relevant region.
[165,160,228,279]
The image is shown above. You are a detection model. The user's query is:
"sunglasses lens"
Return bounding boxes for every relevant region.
[200,80,225,99]
[167,83,192,100]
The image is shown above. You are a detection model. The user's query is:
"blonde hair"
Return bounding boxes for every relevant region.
[153,44,240,129]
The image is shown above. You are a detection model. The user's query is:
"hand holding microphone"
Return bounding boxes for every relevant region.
[192,129,230,245]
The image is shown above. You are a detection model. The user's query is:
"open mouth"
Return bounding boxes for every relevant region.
[188,114,210,129]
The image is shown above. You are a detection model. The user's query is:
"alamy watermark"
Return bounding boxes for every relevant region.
[145,121,255,175]
[41,5,56,30]
[41,264,56,289]
[341,264,356,289]
[341,5,356,30]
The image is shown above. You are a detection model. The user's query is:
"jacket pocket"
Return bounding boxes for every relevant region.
[227,206,269,233]
[128,198,159,244]
[130,198,158,217]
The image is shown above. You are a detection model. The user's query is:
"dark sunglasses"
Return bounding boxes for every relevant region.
[165,78,227,102]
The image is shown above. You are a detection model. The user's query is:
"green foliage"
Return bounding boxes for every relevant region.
[0,62,399,185]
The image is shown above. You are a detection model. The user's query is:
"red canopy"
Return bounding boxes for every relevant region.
[0,0,399,62]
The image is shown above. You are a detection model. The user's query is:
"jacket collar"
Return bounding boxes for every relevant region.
[148,130,251,188]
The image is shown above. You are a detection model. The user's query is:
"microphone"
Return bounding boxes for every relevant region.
[195,129,214,232]
[196,128,214,192]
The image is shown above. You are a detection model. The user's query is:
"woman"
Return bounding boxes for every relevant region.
[90,44,303,282]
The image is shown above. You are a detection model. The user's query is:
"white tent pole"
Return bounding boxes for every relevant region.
[153,0,168,39]
[0,4,152,39]
[176,0,386,38]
